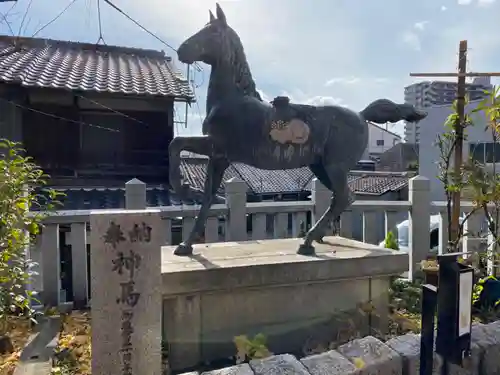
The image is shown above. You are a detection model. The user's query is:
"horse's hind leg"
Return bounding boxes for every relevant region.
[174,157,229,256]
[298,165,352,255]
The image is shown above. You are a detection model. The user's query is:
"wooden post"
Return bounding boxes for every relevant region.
[451,40,467,249]
[410,40,500,249]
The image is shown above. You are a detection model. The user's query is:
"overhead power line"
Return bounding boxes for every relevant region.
[102,0,203,72]
[102,0,176,53]
[32,0,79,38]
[0,97,120,133]
[96,0,105,44]
[16,0,33,36]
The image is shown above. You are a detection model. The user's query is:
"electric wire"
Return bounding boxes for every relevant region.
[16,0,33,37]
[95,0,105,44]
[32,0,79,37]
[0,97,120,133]
[75,94,150,128]
[102,0,203,73]
[0,10,14,35]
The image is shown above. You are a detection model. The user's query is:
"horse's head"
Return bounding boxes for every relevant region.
[177,3,238,66]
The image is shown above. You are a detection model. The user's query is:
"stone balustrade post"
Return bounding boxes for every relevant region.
[311,178,331,232]
[125,178,147,210]
[225,178,247,241]
[408,175,430,280]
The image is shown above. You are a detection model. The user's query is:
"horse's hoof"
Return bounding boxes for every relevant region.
[174,243,193,256]
[297,243,315,256]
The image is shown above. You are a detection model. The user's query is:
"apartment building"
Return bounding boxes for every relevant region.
[404,77,492,144]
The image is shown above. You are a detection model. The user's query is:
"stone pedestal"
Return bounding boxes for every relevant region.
[161,236,408,371]
[90,210,162,375]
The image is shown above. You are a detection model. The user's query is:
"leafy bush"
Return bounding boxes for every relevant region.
[384,231,399,250]
[234,333,272,363]
[0,139,61,342]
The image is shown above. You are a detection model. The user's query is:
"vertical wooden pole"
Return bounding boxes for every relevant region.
[185,65,190,128]
[450,41,468,248]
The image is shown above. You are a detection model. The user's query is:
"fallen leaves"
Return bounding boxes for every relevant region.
[51,311,91,375]
[0,317,32,375]
[352,357,366,369]
[388,310,422,337]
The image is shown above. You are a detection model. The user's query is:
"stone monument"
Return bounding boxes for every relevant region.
[169,3,427,256]
[90,211,162,375]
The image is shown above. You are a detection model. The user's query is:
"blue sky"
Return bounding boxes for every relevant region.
[1,0,499,137]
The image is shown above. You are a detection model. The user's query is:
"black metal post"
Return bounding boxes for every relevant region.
[420,284,438,375]
[436,254,457,375]
[441,359,449,375]
[435,252,474,375]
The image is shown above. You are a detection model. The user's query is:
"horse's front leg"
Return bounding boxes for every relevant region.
[174,157,229,256]
[168,136,213,200]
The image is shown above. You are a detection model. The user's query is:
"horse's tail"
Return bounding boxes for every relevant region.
[360,99,427,124]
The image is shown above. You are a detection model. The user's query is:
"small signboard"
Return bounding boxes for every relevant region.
[435,253,473,365]
[458,270,474,337]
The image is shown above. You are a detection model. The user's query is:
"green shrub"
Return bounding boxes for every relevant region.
[0,139,62,340]
[384,231,399,250]
[234,333,272,363]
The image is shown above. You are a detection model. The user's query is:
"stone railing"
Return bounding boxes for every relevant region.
[178,322,500,375]
[30,175,488,307]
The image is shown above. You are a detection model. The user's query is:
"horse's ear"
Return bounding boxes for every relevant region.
[215,3,227,25]
[209,10,215,22]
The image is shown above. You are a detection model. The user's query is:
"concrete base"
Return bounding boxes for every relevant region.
[161,236,408,372]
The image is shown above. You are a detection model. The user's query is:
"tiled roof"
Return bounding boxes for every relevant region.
[233,163,310,194]
[0,35,194,100]
[347,175,408,195]
[37,185,223,211]
[180,157,409,196]
[38,160,409,211]
[179,158,242,193]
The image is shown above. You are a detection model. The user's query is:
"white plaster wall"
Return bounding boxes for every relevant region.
[418,100,489,201]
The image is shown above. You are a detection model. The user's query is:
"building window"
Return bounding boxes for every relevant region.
[469,142,500,164]
[376,139,384,146]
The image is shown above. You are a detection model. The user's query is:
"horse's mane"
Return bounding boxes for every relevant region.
[224,27,262,101]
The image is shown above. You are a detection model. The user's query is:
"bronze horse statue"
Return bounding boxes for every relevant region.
[169,3,427,256]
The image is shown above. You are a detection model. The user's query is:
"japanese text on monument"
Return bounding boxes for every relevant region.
[103,221,152,375]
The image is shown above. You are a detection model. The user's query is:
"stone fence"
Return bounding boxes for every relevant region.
[34,175,494,307]
[179,321,500,375]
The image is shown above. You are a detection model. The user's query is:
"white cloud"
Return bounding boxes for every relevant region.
[414,21,429,31]
[478,0,496,6]
[305,96,346,107]
[457,0,496,4]
[324,77,361,86]
[402,31,421,51]
[324,77,389,86]
[256,89,271,102]
[441,5,448,10]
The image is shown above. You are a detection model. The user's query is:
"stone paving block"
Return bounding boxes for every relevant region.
[386,333,440,375]
[250,354,310,375]
[301,349,357,375]
[478,321,500,375]
[202,363,254,375]
[435,323,490,375]
[337,335,403,375]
